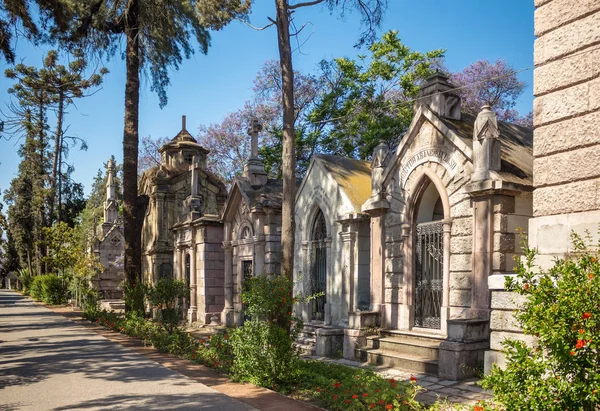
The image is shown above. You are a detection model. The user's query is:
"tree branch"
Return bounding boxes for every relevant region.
[235,17,275,31]
[289,0,325,10]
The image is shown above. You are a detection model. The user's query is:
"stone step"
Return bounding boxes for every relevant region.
[295,342,316,356]
[367,336,441,359]
[356,348,439,375]
[379,329,446,342]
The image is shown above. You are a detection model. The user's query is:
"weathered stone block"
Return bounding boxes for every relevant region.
[384,287,402,304]
[534,180,600,216]
[494,233,516,253]
[535,0,600,36]
[493,214,508,233]
[533,79,590,126]
[450,271,472,289]
[534,11,600,65]
[492,196,515,214]
[450,236,472,254]
[484,350,507,375]
[492,251,507,271]
[535,44,600,96]
[491,291,527,310]
[534,111,600,157]
[490,310,521,332]
[451,217,472,237]
[316,327,344,357]
[534,146,600,187]
[450,253,472,272]
[451,198,472,219]
[490,331,537,351]
[438,340,489,380]
[449,290,471,307]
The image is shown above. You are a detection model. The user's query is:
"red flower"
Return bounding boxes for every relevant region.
[363,393,368,397]
[576,339,586,349]
[389,378,395,383]
[352,394,358,399]
[316,388,321,392]
[369,405,376,409]
[386,405,393,410]
[332,395,338,400]
[378,400,385,405]
[524,283,530,290]
[474,406,484,411]
[410,375,417,383]
[590,273,594,279]
[582,312,592,320]
[579,329,585,334]
[333,382,341,388]
[570,350,576,356]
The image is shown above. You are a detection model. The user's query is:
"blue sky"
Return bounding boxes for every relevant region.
[0,0,534,198]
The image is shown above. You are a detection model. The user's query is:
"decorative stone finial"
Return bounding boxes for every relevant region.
[471,105,501,182]
[182,115,187,131]
[248,118,263,159]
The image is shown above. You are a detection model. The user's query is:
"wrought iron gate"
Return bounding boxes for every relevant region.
[241,260,253,323]
[414,220,444,329]
[310,211,327,321]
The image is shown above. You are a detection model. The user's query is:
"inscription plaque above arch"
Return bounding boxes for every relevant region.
[399,147,459,188]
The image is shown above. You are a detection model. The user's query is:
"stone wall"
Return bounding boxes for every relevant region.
[531,0,600,265]
[484,192,533,371]
[483,0,600,372]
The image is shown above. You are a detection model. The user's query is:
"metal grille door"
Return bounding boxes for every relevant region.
[414,221,444,329]
[242,261,253,323]
[310,211,327,321]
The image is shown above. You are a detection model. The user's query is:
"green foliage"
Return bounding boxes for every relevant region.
[29,274,67,305]
[16,268,33,293]
[228,275,303,389]
[482,232,600,410]
[295,360,423,410]
[146,278,188,331]
[309,30,444,159]
[123,282,147,315]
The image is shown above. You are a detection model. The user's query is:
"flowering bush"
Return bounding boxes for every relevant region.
[482,233,600,410]
[295,360,422,410]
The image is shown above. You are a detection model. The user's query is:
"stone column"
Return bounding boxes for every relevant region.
[324,237,333,325]
[370,215,385,312]
[175,247,182,280]
[340,229,356,323]
[222,242,234,326]
[188,234,198,323]
[254,238,265,276]
[399,223,412,330]
[301,241,310,322]
[471,196,492,320]
[442,218,452,327]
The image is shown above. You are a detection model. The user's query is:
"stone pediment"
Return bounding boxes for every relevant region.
[382,105,533,189]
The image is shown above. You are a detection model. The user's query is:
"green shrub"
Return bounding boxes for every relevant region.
[29,274,67,304]
[17,269,33,293]
[482,233,600,410]
[146,278,188,332]
[228,275,302,389]
[123,282,147,315]
[82,288,101,321]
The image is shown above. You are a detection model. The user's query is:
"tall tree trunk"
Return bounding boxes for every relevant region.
[123,0,143,312]
[275,0,296,280]
[50,91,64,225]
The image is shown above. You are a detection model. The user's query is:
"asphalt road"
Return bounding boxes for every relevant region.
[0,289,255,411]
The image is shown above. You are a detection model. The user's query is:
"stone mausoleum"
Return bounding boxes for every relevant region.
[139,116,228,324]
[91,159,125,299]
[221,119,283,327]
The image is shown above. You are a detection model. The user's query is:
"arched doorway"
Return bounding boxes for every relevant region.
[310,209,327,321]
[413,179,444,329]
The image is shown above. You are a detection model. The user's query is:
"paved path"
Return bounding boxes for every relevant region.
[0,290,255,411]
